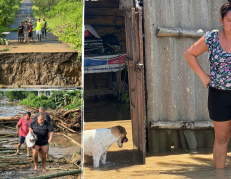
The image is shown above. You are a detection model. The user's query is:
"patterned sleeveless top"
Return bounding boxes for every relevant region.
[204,31,231,90]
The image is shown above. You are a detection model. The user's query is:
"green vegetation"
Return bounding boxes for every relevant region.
[4,91,37,102]
[121,90,130,104]
[0,0,21,37]
[2,48,9,51]
[0,92,4,100]
[19,90,82,110]
[0,90,82,110]
[0,38,6,45]
[32,0,83,53]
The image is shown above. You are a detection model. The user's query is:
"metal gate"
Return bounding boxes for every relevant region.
[122,4,146,164]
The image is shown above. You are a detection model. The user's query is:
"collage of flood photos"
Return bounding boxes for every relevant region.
[2,0,231,178]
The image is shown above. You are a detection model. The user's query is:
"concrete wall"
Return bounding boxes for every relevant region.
[143,0,227,152]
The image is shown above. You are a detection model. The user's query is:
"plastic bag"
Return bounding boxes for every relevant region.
[25,132,38,148]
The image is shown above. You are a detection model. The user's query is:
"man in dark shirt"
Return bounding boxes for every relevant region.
[33,107,53,126]
[29,112,54,172]
[42,17,47,38]
[33,106,53,159]
[18,22,24,43]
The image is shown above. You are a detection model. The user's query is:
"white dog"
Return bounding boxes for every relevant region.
[84,125,128,167]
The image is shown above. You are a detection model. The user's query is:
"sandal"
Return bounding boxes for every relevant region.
[16,152,19,155]
[27,154,32,157]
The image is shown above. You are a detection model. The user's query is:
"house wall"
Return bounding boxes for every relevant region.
[143,0,229,152]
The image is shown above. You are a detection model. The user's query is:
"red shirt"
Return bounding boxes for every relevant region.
[28,24,32,33]
[18,117,32,137]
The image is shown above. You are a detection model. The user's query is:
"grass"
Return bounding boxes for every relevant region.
[32,0,83,53]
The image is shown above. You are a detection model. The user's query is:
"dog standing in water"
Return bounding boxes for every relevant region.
[84,125,128,167]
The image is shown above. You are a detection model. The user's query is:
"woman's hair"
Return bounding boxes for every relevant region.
[220,0,231,19]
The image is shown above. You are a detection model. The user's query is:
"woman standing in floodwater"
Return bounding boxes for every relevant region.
[185,0,231,169]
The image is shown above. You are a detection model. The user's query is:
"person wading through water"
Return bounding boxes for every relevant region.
[36,18,42,41]
[33,107,53,160]
[185,0,231,169]
[29,112,54,172]
[16,112,32,156]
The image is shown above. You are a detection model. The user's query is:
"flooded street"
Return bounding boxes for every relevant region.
[84,120,231,179]
[0,101,25,117]
[0,101,26,149]
[0,101,82,178]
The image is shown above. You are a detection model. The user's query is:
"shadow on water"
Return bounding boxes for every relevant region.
[84,95,131,122]
[84,149,141,171]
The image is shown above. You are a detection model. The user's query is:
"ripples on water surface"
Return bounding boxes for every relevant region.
[0,101,25,117]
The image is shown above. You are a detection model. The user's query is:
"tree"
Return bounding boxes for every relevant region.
[5,91,38,101]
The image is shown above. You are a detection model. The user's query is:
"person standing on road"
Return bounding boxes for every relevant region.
[36,18,42,41]
[185,0,231,169]
[16,112,32,157]
[29,112,54,172]
[28,19,35,43]
[28,22,35,43]
[23,21,29,43]
[18,22,24,43]
[42,17,47,38]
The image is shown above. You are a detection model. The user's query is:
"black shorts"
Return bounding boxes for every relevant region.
[18,33,24,37]
[208,86,231,121]
[35,140,48,146]
[18,136,25,144]
[29,32,33,37]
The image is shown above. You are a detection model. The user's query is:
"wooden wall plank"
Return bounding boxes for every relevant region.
[85,0,126,51]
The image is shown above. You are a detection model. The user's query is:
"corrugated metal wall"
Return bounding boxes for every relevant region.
[143,0,228,152]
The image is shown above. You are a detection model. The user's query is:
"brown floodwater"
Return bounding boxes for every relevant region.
[0,102,25,117]
[83,120,231,179]
[0,128,81,158]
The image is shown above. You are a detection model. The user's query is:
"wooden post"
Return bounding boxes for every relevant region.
[108,72,113,90]
[179,130,186,150]
[64,96,68,106]
[116,71,120,92]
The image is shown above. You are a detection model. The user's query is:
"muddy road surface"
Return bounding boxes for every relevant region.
[0,0,81,87]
